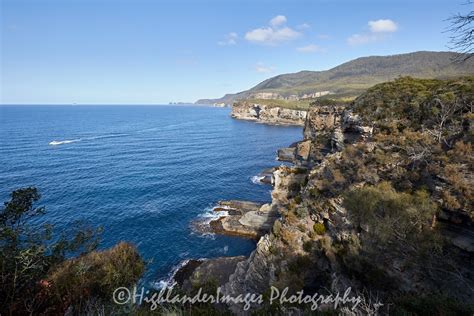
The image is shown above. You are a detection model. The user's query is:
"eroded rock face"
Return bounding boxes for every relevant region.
[299,104,374,165]
[224,234,276,310]
[295,140,311,161]
[303,105,345,139]
[231,101,307,126]
[179,256,247,293]
[277,147,296,162]
[272,166,308,204]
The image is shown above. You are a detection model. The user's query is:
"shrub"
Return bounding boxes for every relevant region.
[293,194,302,204]
[291,167,308,175]
[269,244,278,255]
[281,228,300,246]
[303,240,313,252]
[313,222,326,235]
[287,256,312,275]
[47,242,144,311]
[0,187,102,315]
[343,182,438,245]
[288,182,301,193]
[295,206,309,219]
[353,76,473,143]
[284,210,299,225]
[273,220,282,237]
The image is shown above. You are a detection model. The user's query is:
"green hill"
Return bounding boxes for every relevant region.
[196,51,474,105]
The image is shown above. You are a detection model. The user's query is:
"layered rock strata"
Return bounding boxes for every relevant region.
[231,101,307,126]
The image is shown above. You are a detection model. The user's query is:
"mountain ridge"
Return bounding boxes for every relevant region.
[196,51,474,104]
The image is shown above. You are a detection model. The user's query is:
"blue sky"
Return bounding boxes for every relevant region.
[0,0,467,104]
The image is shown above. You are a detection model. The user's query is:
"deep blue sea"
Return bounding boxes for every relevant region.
[0,105,302,286]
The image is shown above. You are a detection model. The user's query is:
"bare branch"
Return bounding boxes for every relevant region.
[446,1,474,61]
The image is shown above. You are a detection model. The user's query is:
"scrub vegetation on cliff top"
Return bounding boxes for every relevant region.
[257,76,473,314]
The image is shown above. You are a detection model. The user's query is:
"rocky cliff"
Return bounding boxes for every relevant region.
[179,77,474,314]
[231,101,307,126]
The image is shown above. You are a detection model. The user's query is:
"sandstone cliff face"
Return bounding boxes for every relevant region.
[182,93,473,313]
[220,105,369,307]
[277,105,373,166]
[231,101,307,126]
[221,101,473,313]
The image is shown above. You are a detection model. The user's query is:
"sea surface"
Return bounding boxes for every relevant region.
[0,105,302,286]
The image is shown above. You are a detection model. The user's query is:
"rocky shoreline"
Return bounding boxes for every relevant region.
[209,200,277,239]
[173,129,310,299]
[231,101,307,126]
[172,87,474,314]
[173,101,382,301]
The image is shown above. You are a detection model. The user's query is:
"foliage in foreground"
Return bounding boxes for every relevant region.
[0,187,144,315]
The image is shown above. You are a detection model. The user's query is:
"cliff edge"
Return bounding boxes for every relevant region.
[231,100,308,126]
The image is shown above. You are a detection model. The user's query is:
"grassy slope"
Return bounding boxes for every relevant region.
[242,98,313,110]
[197,51,474,104]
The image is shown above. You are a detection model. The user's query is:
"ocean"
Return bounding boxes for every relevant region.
[0,105,302,286]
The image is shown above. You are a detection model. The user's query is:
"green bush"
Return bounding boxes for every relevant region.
[48,242,144,308]
[343,182,437,244]
[273,220,282,237]
[313,222,326,235]
[353,76,473,140]
[0,188,143,315]
[295,206,309,219]
[0,187,103,315]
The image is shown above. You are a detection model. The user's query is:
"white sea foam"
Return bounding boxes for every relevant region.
[251,175,265,184]
[49,139,82,146]
[153,258,205,290]
[198,232,216,239]
[190,205,230,238]
[48,133,129,146]
[198,205,229,224]
[88,133,129,140]
[152,260,188,290]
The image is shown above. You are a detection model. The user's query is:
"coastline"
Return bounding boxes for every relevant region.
[171,109,305,290]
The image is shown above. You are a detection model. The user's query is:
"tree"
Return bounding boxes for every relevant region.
[447,1,474,60]
[0,187,101,315]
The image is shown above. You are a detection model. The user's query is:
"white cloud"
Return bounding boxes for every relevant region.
[347,18,398,46]
[368,19,398,33]
[317,34,330,40]
[270,15,287,27]
[296,44,324,53]
[218,32,238,46]
[245,15,301,45]
[296,23,310,30]
[245,27,300,44]
[347,33,378,45]
[255,62,274,73]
